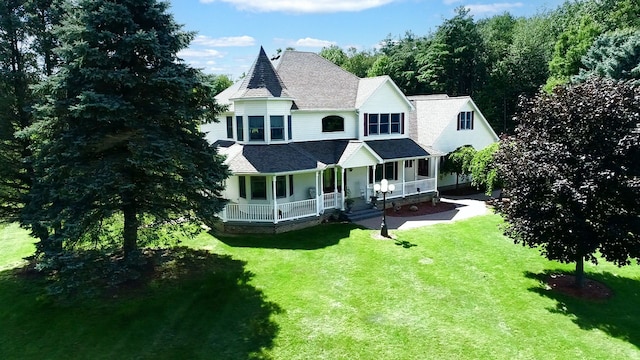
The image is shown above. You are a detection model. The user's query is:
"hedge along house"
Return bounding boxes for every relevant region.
[202,47,442,232]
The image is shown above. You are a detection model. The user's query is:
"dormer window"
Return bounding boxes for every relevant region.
[322,115,344,132]
[458,111,474,130]
[249,116,265,141]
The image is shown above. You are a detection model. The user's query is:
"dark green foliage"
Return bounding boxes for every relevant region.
[0,0,62,233]
[574,28,640,83]
[545,15,602,91]
[203,73,234,95]
[372,32,428,95]
[417,7,486,97]
[441,145,476,189]
[496,79,640,287]
[470,142,501,195]
[23,0,229,258]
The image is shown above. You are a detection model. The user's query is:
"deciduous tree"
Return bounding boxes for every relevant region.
[441,145,476,190]
[496,79,640,287]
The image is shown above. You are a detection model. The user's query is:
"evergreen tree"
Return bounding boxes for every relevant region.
[574,28,640,83]
[417,7,487,97]
[24,0,229,258]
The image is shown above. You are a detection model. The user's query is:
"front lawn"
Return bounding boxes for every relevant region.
[1,215,639,359]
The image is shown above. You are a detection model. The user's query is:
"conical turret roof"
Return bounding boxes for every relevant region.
[232,47,291,99]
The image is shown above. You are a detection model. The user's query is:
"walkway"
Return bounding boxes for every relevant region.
[354,191,498,231]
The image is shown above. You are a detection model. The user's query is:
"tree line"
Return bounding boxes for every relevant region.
[319,0,640,134]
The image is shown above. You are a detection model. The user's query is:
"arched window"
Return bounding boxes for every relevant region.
[322,115,344,132]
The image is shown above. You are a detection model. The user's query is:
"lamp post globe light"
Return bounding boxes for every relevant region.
[374,178,395,237]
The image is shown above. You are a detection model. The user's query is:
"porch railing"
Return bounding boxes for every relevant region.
[322,192,342,209]
[366,177,437,200]
[223,203,274,222]
[222,198,320,223]
[278,199,317,222]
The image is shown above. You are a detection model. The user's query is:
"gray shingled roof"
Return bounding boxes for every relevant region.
[276,51,359,109]
[231,47,291,99]
[365,138,432,160]
[226,143,320,173]
[217,139,434,174]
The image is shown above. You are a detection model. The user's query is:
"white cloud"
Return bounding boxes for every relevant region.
[294,37,336,48]
[177,49,224,58]
[465,2,524,16]
[199,0,397,13]
[442,0,462,4]
[192,35,255,47]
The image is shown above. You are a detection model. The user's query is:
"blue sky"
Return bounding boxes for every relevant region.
[168,0,565,80]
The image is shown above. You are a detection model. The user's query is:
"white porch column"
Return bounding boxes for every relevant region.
[316,171,321,215]
[434,156,439,193]
[340,167,346,210]
[272,175,278,224]
[333,167,338,206]
[366,165,370,202]
[402,160,406,198]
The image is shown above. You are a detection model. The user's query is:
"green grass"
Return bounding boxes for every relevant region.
[1,216,639,359]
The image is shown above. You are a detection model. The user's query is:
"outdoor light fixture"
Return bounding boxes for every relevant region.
[374,178,395,237]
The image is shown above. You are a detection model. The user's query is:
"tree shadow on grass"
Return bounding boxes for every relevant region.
[0,248,282,360]
[215,222,361,250]
[524,270,640,348]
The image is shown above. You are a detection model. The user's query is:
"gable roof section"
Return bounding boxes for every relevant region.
[276,51,359,110]
[408,95,471,146]
[231,47,291,99]
[356,76,414,110]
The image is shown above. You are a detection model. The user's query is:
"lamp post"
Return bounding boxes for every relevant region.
[374,178,395,237]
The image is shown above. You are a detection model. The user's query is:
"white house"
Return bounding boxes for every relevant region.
[202,47,442,230]
[408,95,499,189]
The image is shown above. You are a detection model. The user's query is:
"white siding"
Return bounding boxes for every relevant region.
[290,110,358,142]
[346,167,368,199]
[359,81,413,141]
[433,102,497,153]
[341,146,379,168]
[202,113,231,144]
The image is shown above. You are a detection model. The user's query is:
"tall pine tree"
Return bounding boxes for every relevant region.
[25,0,229,258]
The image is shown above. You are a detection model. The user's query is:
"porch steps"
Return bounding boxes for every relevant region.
[345,207,382,222]
[344,198,382,222]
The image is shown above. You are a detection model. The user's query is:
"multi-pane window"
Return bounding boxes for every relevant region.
[270,116,284,140]
[236,116,244,141]
[458,111,473,130]
[380,114,390,134]
[250,176,266,199]
[391,114,401,133]
[226,116,233,139]
[322,116,344,132]
[418,159,429,177]
[367,113,402,135]
[249,116,265,141]
[369,162,398,183]
[276,175,286,198]
[368,114,379,134]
